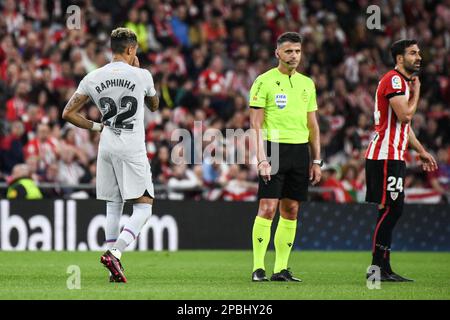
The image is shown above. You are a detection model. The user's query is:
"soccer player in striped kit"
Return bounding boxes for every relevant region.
[365,39,438,282]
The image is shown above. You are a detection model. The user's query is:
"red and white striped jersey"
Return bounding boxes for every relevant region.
[365,69,411,161]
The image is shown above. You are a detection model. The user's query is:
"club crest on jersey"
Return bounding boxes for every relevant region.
[275,94,287,109]
[390,192,399,201]
[391,75,402,90]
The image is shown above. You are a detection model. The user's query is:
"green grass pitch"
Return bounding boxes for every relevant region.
[0,251,449,300]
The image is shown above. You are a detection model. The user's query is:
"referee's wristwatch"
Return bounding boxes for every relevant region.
[312,159,323,167]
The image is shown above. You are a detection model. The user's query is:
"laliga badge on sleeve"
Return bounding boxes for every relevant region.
[391,75,402,90]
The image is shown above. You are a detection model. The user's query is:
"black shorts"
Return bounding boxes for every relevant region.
[365,159,406,206]
[258,142,309,202]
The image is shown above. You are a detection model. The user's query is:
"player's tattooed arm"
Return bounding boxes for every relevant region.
[62,93,99,130]
[145,95,159,112]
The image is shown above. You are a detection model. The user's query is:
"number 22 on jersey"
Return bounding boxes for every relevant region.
[99,96,138,130]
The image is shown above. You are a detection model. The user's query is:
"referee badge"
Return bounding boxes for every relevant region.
[275,94,287,109]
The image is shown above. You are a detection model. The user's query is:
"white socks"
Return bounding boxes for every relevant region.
[105,202,124,250]
[111,203,152,259]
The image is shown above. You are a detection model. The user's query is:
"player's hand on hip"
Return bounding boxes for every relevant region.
[310,164,322,185]
[419,151,438,172]
[258,160,271,184]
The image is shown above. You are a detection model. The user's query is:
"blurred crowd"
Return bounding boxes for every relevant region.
[0,0,449,202]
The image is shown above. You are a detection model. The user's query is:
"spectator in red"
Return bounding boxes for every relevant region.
[202,8,227,43]
[264,0,290,32]
[222,165,257,201]
[152,2,176,46]
[22,105,46,137]
[198,57,226,93]
[340,164,364,202]
[52,61,76,97]
[198,55,233,120]
[320,165,353,203]
[153,45,187,79]
[5,81,30,121]
[23,123,58,172]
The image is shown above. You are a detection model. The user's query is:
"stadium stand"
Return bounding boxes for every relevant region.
[0,0,449,202]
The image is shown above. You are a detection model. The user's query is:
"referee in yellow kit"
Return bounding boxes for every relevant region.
[249,32,322,282]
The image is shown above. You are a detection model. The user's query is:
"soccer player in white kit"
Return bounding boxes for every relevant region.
[62,28,159,283]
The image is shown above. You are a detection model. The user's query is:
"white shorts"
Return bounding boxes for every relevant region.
[96,149,154,202]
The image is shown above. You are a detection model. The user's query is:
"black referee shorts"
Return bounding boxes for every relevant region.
[258,142,310,202]
[365,159,406,206]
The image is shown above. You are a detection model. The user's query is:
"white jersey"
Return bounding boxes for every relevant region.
[75,61,156,157]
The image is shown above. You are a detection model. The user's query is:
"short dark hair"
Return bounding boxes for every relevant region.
[110,27,137,54]
[276,32,302,47]
[390,39,418,64]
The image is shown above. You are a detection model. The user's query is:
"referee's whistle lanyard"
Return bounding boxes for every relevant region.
[288,75,293,88]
